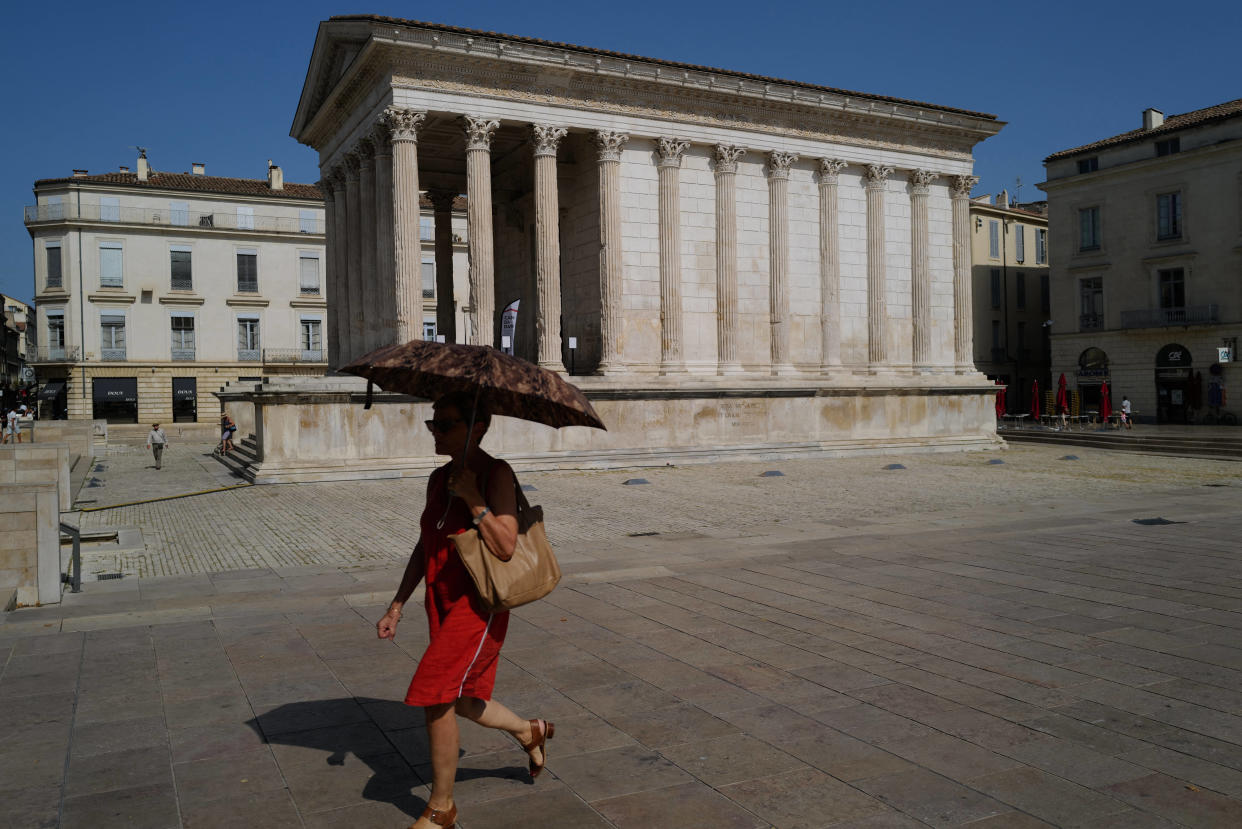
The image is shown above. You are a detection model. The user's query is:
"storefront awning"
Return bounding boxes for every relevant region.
[92,377,137,403]
[37,381,66,401]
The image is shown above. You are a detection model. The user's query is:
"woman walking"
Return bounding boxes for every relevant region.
[377,392,553,829]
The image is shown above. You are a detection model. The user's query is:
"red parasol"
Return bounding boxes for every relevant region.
[1056,373,1068,414]
[995,382,1006,417]
[1030,379,1041,420]
[1099,381,1112,422]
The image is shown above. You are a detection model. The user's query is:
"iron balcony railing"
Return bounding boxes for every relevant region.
[171,349,196,361]
[1120,304,1219,329]
[1079,313,1103,331]
[238,349,261,362]
[24,202,323,235]
[32,345,80,362]
[263,348,325,364]
[170,276,194,292]
[101,348,126,361]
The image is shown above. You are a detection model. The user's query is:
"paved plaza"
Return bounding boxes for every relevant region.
[3,443,1242,827]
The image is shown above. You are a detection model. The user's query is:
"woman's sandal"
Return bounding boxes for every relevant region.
[410,803,456,829]
[519,718,555,779]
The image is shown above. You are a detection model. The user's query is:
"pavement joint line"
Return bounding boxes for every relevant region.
[76,481,253,512]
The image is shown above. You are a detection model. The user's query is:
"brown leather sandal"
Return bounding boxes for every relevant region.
[410,803,456,829]
[519,718,555,779]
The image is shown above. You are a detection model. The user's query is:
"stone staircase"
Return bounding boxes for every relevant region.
[213,433,261,481]
[1002,426,1242,461]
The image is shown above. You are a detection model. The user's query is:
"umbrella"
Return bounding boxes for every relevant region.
[341,340,606,430]
[995,383,1006,418]
[1030,379,1041,420]
[1099,380,1112,422]
[1056,374,1068,414]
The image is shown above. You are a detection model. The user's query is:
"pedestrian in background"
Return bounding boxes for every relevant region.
[1121,396,1133,430]
[147,422,167,470]
[4,408,21,444]
[219,413,237,456]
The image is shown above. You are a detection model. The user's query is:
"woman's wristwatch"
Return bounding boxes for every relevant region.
[472,506,491,526]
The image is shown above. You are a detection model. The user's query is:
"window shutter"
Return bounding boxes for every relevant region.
[299,256,319,293]
[100,244,123,286]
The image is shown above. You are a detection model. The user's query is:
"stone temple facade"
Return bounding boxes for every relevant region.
[227,15,1006,483]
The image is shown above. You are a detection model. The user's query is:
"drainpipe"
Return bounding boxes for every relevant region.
[76,187,86,419]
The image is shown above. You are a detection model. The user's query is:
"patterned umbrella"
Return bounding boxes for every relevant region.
[1056,373,1068,414]
[1030,379,1041,420]
[1099,380,1112,422]
[341,340,606,430]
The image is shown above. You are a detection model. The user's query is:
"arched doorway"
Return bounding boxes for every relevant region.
[1155,343,1192,424]
[1076,347,1109,409]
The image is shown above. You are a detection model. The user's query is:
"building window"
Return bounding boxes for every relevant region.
[101,314,126,361]
[1079,206,1101,251]
[422,259,435,299]
[99,196,120,222]
[1157,192,1182,240]
[1155,137,1180,157]
[1017,321,1027,359]
[990,269,1001,309]
[45,241,63,288]
[1036,228,1047,264]
[300,318,322,360]
[1016,272,1026,309]
[1014,223,1025,263]
[299,210,317,234]
[991,320,1002,358]
[237,205,254,230]
[171,315,195,360]
[1077,157,1098,174]
[47,312,65,358]
[1079,277,1103,330]
[988,220,1000,258]
[298,254,320,295]
[237,317,260,361]
[236,250,258,293]
[1040,274,1050,314]
[420,216,433,241]
[170,201,189,227]
[99,242,123,288]
[1158,268,1185,310]
[170,247,192,291]
[423,319,438,340]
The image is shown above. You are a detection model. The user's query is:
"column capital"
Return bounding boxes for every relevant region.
[909,169,938,195]
[355,136,375,162]
[371,121,392,157]
[951,174,980,199]
[342,152,361,180]
[324,166,346,191]
[461,115,500,151]
[714,144,746,174]
[595,130,629,162]
[531,124,568,157]
[864,164,894,189]
[427,189,457,212]
[381,107,426,143]
[767,151,799,179]
[656,137,690,168]
[818,158,848,183]
[316,179,333,199]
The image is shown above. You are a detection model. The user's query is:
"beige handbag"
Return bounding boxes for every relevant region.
[451,479,561,612]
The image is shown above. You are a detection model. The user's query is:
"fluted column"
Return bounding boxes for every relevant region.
[767,151,798,375]
[428,190,457,343]
[356,138,378,353]
[595,130,628,374]
[952,174,979,372]
[319,180,340,368]
[714,144,745,375]
[328,170,351,364]
[463,116,499,346]
[656,137,689,374]
[864,164,893,370]
[818,159,847,373]
[532,125,568,371]
[909,170,937,371]
[385,107,426,344]
[343,153,363,362]
[372,124,396,348]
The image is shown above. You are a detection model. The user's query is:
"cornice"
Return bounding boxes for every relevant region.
[35,290,71,304]
[158,294,206,307]
[226,296,272,308]
[87,291,136,305]
[290,297,329,308]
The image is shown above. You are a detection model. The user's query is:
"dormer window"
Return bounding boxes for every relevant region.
[1077,157,1098,174]
[1155,137,1180,157]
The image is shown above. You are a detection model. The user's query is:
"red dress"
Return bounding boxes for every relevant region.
[405,462,510,706]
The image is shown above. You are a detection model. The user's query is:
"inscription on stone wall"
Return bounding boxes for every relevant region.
[719,399,764,427]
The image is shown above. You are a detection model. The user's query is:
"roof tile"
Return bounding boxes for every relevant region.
[34,171,323,200]
[1045,98,1242,161]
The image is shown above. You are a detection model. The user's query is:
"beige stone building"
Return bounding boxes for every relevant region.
[2,295,32,397]
[968,193,1050,413]
[1039,100,1242,424]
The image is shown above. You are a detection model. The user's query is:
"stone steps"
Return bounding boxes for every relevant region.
[1003,428,1242,460]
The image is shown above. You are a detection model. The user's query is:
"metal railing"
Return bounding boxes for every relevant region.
[263,348,325,364]
[32,345,80,362]
[238,349,261,362]
[1120,304,1219,329]
[101,348,126,361]
[24,202,323,235]
[170,276,194,292]
[1079,313,1103,331]
[171,349,196,361]
[60,521,82,594]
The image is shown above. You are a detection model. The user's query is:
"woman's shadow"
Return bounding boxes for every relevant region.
[245,697,529,819]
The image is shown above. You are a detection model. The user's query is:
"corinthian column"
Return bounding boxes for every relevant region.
[714,144,745,375]
[532,124,568,371]
[656,137,689,374]
[383,107,426,344]
[371,123,396,347]
[318,179,339,367]
[864,164,893,370]
[952,174,979,373]
[463,116,499,346]
[356,138,378,352]
[818,159,847,373]
[428,189,457,343]
[909,169,937,371]
[328,170,350,364]
[343,153,363,362]
[767,151,798,375]
[595,130,628,374]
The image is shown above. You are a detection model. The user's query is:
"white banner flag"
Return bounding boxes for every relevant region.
[500,299,520,355]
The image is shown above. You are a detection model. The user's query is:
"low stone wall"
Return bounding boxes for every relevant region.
[0,481,61,606]
[30,420,104,459]
[0,443,72,509]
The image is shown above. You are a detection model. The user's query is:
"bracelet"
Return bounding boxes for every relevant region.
[472,506,491,526]
[387,604,403,619]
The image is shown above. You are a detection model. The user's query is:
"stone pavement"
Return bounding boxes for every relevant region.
[3,447,1242,827]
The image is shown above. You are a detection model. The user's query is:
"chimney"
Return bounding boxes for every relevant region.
[137,149,150,182]
[1143,108,1164,130]
[192,162,205,175]
[997,189,1010,209]
[119,165,129,173]
[72,169,89,178]
[267,160,283,191]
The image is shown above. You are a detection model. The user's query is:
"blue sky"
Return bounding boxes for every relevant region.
[3,0,1238,302]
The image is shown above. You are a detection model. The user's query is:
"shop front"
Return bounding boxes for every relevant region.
[172,377,197,423]
[92,377,138,424]
[1155,343,1192,424]
[1075,347,1110,410]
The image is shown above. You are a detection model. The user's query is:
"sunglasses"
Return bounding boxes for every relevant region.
[425,417,465,433]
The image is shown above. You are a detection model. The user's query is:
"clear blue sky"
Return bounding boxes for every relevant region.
[3,0,1238,302]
